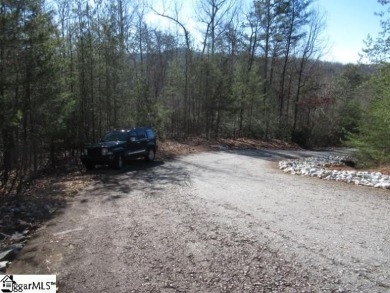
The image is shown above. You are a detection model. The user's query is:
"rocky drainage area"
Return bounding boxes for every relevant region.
[0,167,88,273]
[279,156,390,189]
[0,231,29,272]
[0,200,65,272]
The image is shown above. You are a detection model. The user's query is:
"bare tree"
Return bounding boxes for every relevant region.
[196,0,238,55]
[292,8,326,133]
[151,2,193,132]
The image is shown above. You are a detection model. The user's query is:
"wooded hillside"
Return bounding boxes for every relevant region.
[0,0,386,192]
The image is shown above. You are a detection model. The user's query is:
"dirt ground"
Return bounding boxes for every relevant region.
[0,138,299,256]
[2,140,390,292]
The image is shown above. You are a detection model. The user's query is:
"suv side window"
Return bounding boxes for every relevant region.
[136,129,147,139]
[129,130,137,140]
[146,129,155,139]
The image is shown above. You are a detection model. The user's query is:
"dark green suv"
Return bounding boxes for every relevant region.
[80,127,157,170]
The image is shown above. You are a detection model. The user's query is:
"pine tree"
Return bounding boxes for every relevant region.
[346,64,390,166]
[0,0,61,188]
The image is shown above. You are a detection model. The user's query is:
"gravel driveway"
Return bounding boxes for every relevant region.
[8,150,390,292]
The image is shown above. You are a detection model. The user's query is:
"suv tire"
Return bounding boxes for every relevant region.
[85,163,95,170]
[145,148,155,162]
[114,154,124,169]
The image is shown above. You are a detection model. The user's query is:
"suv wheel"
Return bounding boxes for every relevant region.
[85,163,95,170]
[145,149,155,162]
[114,154,124,169]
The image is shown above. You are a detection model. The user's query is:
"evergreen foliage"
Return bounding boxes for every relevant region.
[346,64,390,166]
[345,0,390,166]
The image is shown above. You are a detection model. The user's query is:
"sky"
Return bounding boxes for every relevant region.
[146,0,386,64]
[317,0,384,64]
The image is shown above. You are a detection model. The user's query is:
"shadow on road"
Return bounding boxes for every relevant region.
[227,148,353,161]
[227,149,311,161]
[79,148,355,203]
[82,159,190,202]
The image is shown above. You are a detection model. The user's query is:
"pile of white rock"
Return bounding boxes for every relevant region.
[279,156,390,189]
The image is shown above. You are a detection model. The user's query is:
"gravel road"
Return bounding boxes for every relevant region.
[8,149,390,292]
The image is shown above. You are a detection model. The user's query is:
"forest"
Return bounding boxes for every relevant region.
[1,0,390,193]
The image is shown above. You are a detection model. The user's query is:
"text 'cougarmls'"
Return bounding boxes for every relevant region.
[1,275,56,293]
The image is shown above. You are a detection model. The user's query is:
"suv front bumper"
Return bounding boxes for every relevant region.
[81,155,116,166]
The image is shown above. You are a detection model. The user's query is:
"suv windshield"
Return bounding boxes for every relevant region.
[101,131,128,142]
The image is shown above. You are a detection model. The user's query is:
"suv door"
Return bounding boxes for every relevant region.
[136,129,148,155]
[126,129,148,158]
[126,129,143,158]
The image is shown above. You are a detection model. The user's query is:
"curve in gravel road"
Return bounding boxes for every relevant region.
[8,149,390,292]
